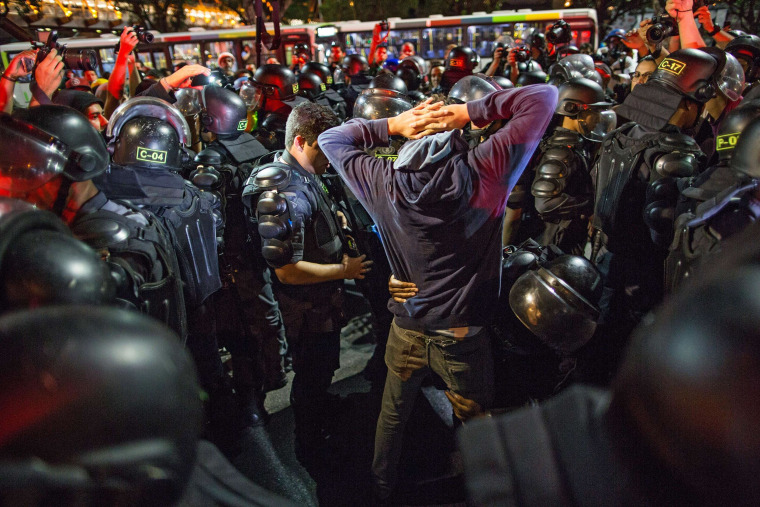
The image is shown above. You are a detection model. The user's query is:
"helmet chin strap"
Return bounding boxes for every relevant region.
[52,179,73,219]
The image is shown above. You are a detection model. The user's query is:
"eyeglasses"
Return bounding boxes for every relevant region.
[632,70,654,80]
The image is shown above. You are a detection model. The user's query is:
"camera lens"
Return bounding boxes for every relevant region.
[63,49,97,71]
[141,31,155,44]
[647,25,664,43]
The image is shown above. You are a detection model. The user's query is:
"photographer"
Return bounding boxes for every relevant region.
[666,0,706,49]
[0,49,36,113]
[106,25,140,116]
[28,49,66,107]
[484,44,506,78]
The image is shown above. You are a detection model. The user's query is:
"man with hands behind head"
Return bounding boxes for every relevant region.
[319,82,557,501]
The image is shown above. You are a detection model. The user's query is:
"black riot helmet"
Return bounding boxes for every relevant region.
[611,266,760,505]
[648,48,721,103]
[715,100,760,162]
[0,106,109,198]
[0,197,115,311]
[549,54,604,86]
[491,75,514,89]
[509,254,602,354]
[301,61,334,86]
[516,68,548,86]
[297,71,326,101]
[726,34,760,83]
[252,64,300,102]
[0,305,203,506]
[369,73,409,95]
[528,32,546,51]
[446,46,477,72]
[342,53,369,76]
[396,57,424,91]
[556,77,611,115]
[201,85,250,136]
[730,115,760,179]
[111,117,185,171]
[353,87,412,120]
[448,73,501,104]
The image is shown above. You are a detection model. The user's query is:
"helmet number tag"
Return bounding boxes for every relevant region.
[659,58,686,75]
[293,84,299,94]
[450,59,464,68]
[136,147,167,164]
[237,120,248,131]
[320,83,327,91]
[716,132,740,151]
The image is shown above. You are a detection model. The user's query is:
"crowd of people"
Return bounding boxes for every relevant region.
[1,0,759,504]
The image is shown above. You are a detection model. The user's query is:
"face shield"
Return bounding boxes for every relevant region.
[239,81,264,111]
[577,108,617,142]
[175,88,202,116]
[718,53,746,102]
[0,116,74,195]
[107,97,191,146]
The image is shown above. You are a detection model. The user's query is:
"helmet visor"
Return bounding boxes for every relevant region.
[719,53,746,102]
[175,88,202,116]
[578,108,617,142]
[107,97,191,146]
[0,116,70,195]
[239,81,264,111]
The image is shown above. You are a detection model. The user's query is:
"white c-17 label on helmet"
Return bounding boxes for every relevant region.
[136,147,168,164]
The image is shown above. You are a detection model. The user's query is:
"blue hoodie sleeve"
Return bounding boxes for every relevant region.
[466,84,558,192]
[318,118,393,209]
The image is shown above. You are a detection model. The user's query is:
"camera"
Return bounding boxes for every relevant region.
[379,20,389,32]
[512,46,531,63]
[646,15,679,44]
[114,26,155,53]
[34,31,97,71]
[546,20,572,45]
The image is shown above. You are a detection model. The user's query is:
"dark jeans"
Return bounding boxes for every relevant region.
[372,319,494,498]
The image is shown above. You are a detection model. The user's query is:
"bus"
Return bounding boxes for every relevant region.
[334,8,598,62]
[0,22,323,75]
[0,8,597,75]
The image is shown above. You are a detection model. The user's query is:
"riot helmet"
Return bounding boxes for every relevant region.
[556,78,616,141]
[612,266,760,505]
[509,255,602,354]
[396,65,422,92]
[251,64,301,103]
[516,69,548,86]
[549,54,603,86]
[0,106,109,198]
[446,46,477,72]
[700,47,745,102]
[353,88,412,120]
[726,34,760,83]
[110,117,186,171]
[730,115,760,179]
[369,73,409,95]
[297,71,326,101]
[301,61,334,86]
[603,28,627,43]
[107,96,191,145]
[0,305,203,505]
[715,100,760,162]
[491,75,514,89]
[342,54,369,76]
[528,32,546,51]
[648,48,721,103]
[448,73,501,104]
[200,85,250,136]
[0,197,115,310]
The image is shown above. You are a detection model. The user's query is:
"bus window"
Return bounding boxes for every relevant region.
[137,51,153,69]
[152,51,168,71]
[207,41,234,70]
[98,48,116,74]
[172,43,202,65]
[342,32,373,58]
[421,27,463,60]
[240,40,278,68]
[386,29,420,58]
[467,24,515,58]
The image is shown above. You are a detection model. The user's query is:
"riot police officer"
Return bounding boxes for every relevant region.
[298,61,348,121]
[435,46,477,94]
[242,102,372,468]
[339,54,372,117]
[0,106,187,340]
[532,77,615,255]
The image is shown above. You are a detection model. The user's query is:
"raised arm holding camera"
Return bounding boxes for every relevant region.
[0,49,36,113]
[666,0,706,49]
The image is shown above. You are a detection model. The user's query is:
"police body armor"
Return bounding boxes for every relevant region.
[72,203,188,341]
[242,152,344,271]
[592,124,703,253]
[532,128,594,222]
[666,179,759,292]
[317,88,348,122]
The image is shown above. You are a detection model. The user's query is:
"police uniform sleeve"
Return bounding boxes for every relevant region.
[531,145,591,220]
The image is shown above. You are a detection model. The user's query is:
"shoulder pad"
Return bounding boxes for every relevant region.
[541,146,575,164]
[544,129,583,148]
[71,212,133,250]
[194,146,227,166]
[653,152,702,178]
[251,162,292,191]
[660,132,702,153]
[261,113,287,132]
